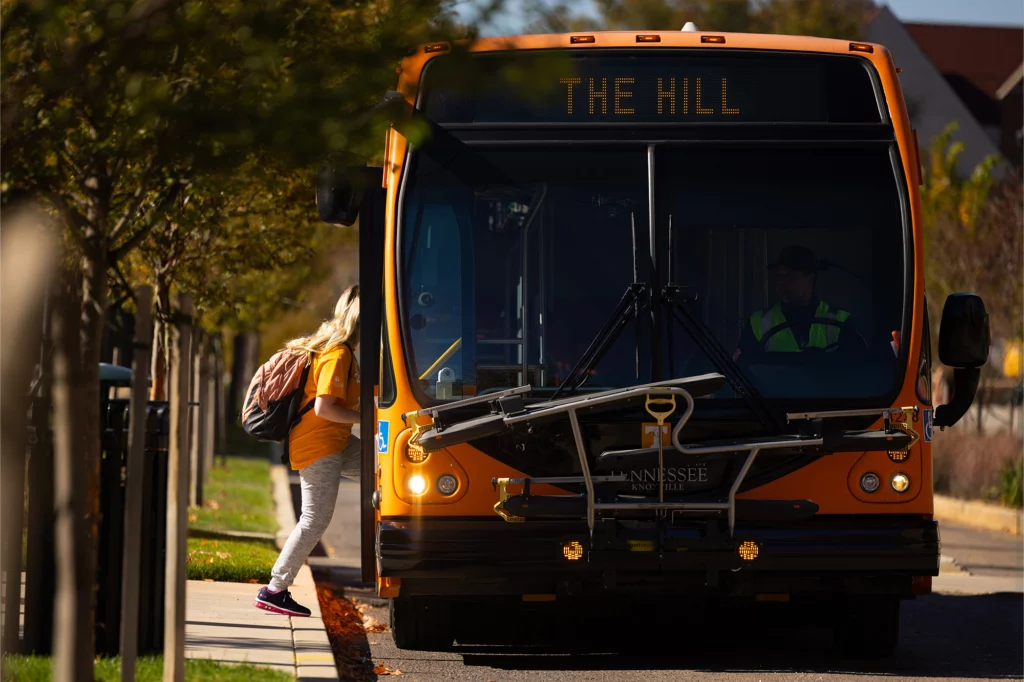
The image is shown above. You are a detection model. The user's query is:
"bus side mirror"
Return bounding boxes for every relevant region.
[316,158,382,226]
[934,293,990,428]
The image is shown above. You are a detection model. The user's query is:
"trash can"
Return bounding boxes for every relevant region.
[95,399,170,656]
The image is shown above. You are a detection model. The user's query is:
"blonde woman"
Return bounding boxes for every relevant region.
[255,284,361,617]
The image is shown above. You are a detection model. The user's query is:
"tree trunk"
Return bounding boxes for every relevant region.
[53,276,93,680]
[227,332,245,420]
[213,334,227,462]
[203,343,216,475]
[151,279,171,401]
[0,213,56,656]
[189,331,204,508]
[78,241,108,669]
[227,330,260,420]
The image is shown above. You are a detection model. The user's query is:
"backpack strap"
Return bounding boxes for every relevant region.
[287,359,315,432]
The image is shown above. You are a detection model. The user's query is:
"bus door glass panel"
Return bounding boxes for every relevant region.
[658,146,905,400]
[402,185,471,399]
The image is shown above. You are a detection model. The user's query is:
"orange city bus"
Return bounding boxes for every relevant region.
[317,27,991,657]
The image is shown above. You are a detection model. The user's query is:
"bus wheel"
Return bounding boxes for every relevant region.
[834,596,900,659]
[390,597,455,651]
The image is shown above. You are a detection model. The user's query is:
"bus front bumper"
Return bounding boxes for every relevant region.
[377,516,940,597]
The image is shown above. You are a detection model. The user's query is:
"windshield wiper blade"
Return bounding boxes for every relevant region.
[550,283,649,400]
[551,212,648,400]
[662,285,782,433]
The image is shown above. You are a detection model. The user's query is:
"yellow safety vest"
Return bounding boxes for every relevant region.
[750,301,850,352]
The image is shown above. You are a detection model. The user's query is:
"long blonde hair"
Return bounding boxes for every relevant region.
[285,284,360,359]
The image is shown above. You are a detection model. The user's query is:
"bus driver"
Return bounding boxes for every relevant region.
[733,244,852,361]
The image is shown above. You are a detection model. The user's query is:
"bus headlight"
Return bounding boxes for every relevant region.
[407,474,428,496]
[437,474,458,496]
[860,472,881,493]
[890,473,910,493]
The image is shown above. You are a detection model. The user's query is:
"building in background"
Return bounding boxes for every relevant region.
[867,6,1023,174]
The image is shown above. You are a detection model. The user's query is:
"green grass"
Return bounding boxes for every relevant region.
[186,537,279,583]
[1,655,292,681]
[189,455,276,535]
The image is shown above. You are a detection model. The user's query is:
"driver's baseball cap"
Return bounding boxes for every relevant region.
[770,245,818,275]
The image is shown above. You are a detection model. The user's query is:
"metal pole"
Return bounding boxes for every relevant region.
[164,294,193,682]
[647,144,661,381]
[121,285,153,682]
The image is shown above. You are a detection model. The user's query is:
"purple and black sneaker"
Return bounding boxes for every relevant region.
[254,586,311,617]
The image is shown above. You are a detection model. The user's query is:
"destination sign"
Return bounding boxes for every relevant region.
[419,51,882,125]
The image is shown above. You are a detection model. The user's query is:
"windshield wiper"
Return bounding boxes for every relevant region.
[551,212,648,400]
[661,218,781,433]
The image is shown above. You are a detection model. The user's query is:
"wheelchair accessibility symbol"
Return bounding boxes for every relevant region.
[922,409,933,443]
[376,420,390,453]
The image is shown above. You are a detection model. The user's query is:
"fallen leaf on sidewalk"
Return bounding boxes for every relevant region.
[362,615,386,633]
[373,663,403,675]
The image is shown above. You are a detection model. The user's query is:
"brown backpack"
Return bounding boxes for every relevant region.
[240,350,313,444]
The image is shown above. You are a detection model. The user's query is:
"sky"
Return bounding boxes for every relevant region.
[453,0,1024,35]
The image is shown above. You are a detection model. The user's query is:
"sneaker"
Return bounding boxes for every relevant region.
[254,586,311,617]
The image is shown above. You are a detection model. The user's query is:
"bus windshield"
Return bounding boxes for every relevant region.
[399,142,908,403]
[398,48,908,403]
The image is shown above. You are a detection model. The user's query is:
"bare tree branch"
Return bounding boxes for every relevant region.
[109,181,184,262]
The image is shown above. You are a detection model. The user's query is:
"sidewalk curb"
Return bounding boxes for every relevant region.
[271,463,339,681]
[934,494,1023,536]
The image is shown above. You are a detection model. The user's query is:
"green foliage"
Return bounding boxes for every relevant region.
[921,122,1000,232]
[999,456,1023,508]
[1,0,461,329]
[921,122,1021,345]
[527,0,874,38]
[1,655,293,681]
[189,455,277,534]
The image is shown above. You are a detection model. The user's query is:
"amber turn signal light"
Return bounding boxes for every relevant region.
[563,541,584,560]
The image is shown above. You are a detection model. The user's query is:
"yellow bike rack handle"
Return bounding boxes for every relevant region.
[645,394,677,425]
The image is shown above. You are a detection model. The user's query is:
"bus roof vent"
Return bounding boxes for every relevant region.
[681,22,700,32]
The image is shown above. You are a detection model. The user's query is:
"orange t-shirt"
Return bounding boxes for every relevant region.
[287,344,359,470]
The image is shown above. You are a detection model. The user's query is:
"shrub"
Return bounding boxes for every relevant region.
[932,429,1023,504]
[998,456,1023,508]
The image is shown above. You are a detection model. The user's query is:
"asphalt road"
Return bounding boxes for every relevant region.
[316,479,1024,681]
[349,590,1023,681]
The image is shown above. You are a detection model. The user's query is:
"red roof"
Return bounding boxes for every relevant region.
[905,22,1023,99]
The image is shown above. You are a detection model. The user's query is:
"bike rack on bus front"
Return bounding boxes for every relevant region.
[403,380,918,539]
[500,386,824,537]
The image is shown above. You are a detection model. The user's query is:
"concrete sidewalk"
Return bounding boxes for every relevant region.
[185,564,336,680]
[182,463,339,680]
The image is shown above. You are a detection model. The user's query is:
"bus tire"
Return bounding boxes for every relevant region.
[834,596,900,659]
[390,597,455,651]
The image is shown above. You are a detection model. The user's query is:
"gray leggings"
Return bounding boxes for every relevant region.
[269,452,342,591]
